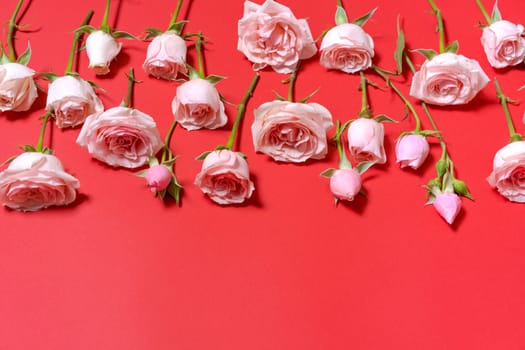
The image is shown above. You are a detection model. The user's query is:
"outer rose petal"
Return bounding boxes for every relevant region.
[395,134,430,170]
[0,62,38,112]
[86,30,122,75]
[143,31,188,80]
[487,141,525,202]
[329,168,362,201]
[347,118,386,164]
[433,192,461,224]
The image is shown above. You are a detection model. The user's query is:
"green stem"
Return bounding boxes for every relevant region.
[226,73,260,150]
[36,111,53,152]
[161,120,177,163]
[124,68,135,108]
[359,71,371,117]
[100,0,111,32]
[167,0,184,31]
[335,120,352,169]
[288,61,301,102]
[195,32,205,78]
[337,0,343,7]
[65,10,94,74]
[494,78,523,143]
[7,0,24,62]
[428,0,446,53]
[475,0,492,25]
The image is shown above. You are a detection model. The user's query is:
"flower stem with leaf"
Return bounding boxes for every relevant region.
[124,68,137,108]
[494,78,523,143]
[287,61,301,102]
[195,32,206,78]
[359,72,372,118]
[167,0,184,32]
[428,0,446,53]
[7,0,25,62]
[35,111,53,153]
[100,0,112,33]
[475,0,492,25]
[334,120,352,169]
[65,10,94,75]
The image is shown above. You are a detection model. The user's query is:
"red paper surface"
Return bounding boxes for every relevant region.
[1,0,525,349]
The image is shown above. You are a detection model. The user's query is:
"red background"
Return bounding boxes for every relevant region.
[1,0,525,349]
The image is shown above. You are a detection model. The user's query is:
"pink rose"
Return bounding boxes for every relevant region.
[487,140,525,202]
[237,0,317,73]
[145,164,172,192]
[0,62,38,112]
[395,134,430,170]
[171,78,228,131]
[433,191,461,224]
[252,100,333,162]
[46,75,104,128]
[481,20,525,68]
[347,118,386,164]
[85,30,122,75]
[0,152,79,211]
[319,23,374,73]
[329,168,362,201]
[76,106,163,168]
[143,31,188,80]
[409,53,489,105]
[194,150,255,205]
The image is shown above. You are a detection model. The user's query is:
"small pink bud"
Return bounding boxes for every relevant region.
[145,165,172,192]
[395,134,430,170]
[433,192,461,224]
[329,168,362,201]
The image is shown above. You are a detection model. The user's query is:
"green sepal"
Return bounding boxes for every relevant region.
[352,7,377,27]
[16,43,32,65]
[453,179,473,200]
[65,71,79,77]
[215,145,229,151]
[272,90,286,101]
[236,152,248,160]
[195,151,211,160]
[435,159,447,179]
[86,79,105,92]
[163,156,179,167]
[414,48,438,60]
[372,65,398,76]
[355,161,375,174]
[0,154,18,168]
[39,72,60,82]
[394,18,405,74]
[335,6,349,25]
[112,30,137,40]
[135,169,148,178]
[334,197,340,206]
[166,179,182,205]
[148,157,159,167]
[20,144,37,152]
[187,65,200,80]
[41,147,54,155]
[75,25,97,35]
[491,2,502,22]
[425,195,436,205]
[445,40,459,54]
[206,74,226,85]
[359,187,367,198]
[374,114,397,123]
[167,20,188,35]
[219,94,236,107]
[320,168,337,178]
[315,27,331,43]
[144,27,163,39]
[0,47,10,64]
[298,87,320,103]
[419,129,441,137]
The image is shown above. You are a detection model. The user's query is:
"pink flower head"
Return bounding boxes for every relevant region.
[46,75,104,128]
[172,78,228,131]
[319,23,374,73]
[143,31,188,80]
[0,62,38,112]
[395,134,430,170]
[76,106,163,169]
[145,164,172,192]
[481,20,525,69]
[252,100,333,162]
[433,191,461,225]
[194,150,255,205]
[487,140,525,202]
[0,152,79,211]
[347,118,386,164]
[409,53,489,106]
[237,0,317,73]
[85,30,122,75]
[329,168,362,201]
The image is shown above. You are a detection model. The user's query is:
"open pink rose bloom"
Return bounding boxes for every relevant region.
[481,20,525,69]
[0,62,38,113]
[487,141,525,203]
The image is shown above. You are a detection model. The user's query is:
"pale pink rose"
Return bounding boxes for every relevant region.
[481,20,525,68]
[252,100,333,162]
[329,168,362,201]
[145,165,172,192]
[319,23,374,73]
[172,78,227,131]
[46,75,104,128]
[143,31,188,80]
[395,134,430,170]
[237,0,317,73]
[76,106,163,168]
[0,152,79,211]
[433,191,461,224]
[0,62,38,112]
[85,30,122,75]
[409,53,489,105]
[194,150,255,205]
[487,140,525,202]
[347,118,386,164]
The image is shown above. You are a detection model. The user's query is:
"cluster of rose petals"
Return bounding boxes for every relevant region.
[433,191,462,224]
[487,140,525,202]
[330,168,362,201]
[395,134,430,170]
[347,118,386,164]
[86,30,122,75]
[0,62,38,112]
[143,31,188,80]
[481,20,525,69]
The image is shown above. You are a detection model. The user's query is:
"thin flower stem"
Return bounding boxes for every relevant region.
[124,68,135,108]
[167,0,184,32]
[359,72,368,116]
[288,61,301,102]
[226,73,260,151]
[475,0,492,25]
[36,110,53,152]
[7,0,24,62]
[161,120,177,163]
[337,0,343,7]
[65,10,94,74]
[428,0,446,53]
[195,32,205,78]
[421,102,446,161]
[493,78,523,143]
[335,120,352,169]
[101,0,111,32]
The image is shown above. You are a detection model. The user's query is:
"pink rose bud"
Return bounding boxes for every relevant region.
[395,134,430,170]
[481,20,525,69]
[237,0,317,73]
[143,31,188,80]
[252,100,333,162]
[320,23,375,73]
[409,53,489,106]
[145,165,172,192]
[85,30,122,75]
[172,78,227,131]
[433,191,462,225]
[487,140,525,202]
[347,118,386,164]
[329,168,362,201]
[0,152,79,211]
[0,62,38,112]
[46,75,104,128]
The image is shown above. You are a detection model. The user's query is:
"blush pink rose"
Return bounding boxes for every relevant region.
[319,23,374,73]
[143,31,188,80]
[252,100,333,162]
[481,20,525,68]
[347,118,386,164]
[194,150,255,205]
[172,78,228,131]
[0,152,79,211]
[395,134,430,170]
[487,140,525,202]
[329,168,362,202]
[76,106,163,168]
[0,62,38,112]
[85,30,122,75]
[237,0,317,73]
[409,53,489,106]
[46,75,104,128]
[433,191,461,225]
[145,164,172,192]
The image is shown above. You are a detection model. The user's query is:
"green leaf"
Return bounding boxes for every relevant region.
[414,48,438,60]
[374,114,397,123]
[335,6,348,25]
[355,161,375,174]
[352,7,378,27]
[445,40,459,54]
[320,168,337,178]
[39,72,60,82]
[394,18,405,74]
[491,1,502,22]
[206,74,226,85]
[195,151,211,160]
[16,42,32,65]
[112,30,137,40]
[74,25,97,35]
[453,179,473,200]
[298,87,320,103]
